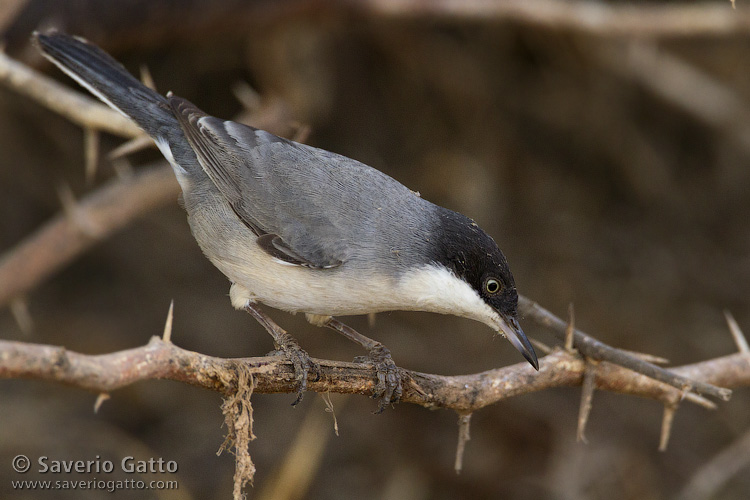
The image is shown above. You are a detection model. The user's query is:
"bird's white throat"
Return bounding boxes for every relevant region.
[396,265,501,330]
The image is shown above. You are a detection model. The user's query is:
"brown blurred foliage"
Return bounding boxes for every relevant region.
[1,1,749,499]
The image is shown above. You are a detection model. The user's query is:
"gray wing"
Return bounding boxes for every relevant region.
[170,96,356,269]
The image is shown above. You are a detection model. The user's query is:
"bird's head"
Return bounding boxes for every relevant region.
[422,208,539,370]
[456,243,538,371]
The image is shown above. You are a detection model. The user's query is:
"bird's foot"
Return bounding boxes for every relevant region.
[244,302,319,406]
[268,332,320,406]
[354,343,402,413]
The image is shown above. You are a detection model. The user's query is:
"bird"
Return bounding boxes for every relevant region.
[34,31,538,411]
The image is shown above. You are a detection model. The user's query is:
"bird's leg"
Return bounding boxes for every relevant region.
[320,317,402,412]
[243,302,319,405]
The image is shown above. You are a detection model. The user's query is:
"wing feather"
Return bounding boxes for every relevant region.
[170,96,345,268]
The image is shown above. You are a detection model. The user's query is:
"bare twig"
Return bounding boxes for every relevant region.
[518,297,733,401]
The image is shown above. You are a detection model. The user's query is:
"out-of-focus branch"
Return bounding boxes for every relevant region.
[590,41,750,154]
[0,48,141,137]
[677,426,750,500]
[0,0,28,33]
[0,163,179,308]
[350,0,750,38]
[0,337,747,413]
[4,0,745,56]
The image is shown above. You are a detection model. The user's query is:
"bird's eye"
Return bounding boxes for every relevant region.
[485,278,501,294]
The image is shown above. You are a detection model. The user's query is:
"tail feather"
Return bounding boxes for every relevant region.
[34,31,175,138]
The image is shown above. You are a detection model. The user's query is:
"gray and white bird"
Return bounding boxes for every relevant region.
[35,31,538,410]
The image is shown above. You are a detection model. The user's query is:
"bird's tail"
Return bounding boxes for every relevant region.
[34,31,176,138]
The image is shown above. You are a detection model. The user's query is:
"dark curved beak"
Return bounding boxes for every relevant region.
[499,314,539,370]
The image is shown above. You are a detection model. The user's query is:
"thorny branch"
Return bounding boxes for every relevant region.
[519,298,733,401]
[0,336,747,414]
[0,312,748,481]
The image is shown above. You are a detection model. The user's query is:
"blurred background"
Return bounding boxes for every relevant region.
[1,0,749,498]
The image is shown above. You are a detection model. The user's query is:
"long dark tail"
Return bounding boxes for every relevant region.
[34,31,176,138]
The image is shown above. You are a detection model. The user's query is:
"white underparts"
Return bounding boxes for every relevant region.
[229,282,254,310]
[304,313,331,327]
[225,251,502,331]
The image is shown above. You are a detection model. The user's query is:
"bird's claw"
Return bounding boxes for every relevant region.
[355,344,402,413]
[269,333,320,406]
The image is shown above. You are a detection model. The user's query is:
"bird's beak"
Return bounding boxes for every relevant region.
[498,314,539,370]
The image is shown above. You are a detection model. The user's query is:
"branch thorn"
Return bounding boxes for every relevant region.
[10,296,33,334]
[83,127,100,185]
[162,300,174,343]
[530,338,553,355]
[577,358,598,444]
[454,413,472,474]
[724,310,749,353]
[57,183,97,237]
[659,403,678,451]
[139,64,156,91]
[565,302,575,352]
[231,80,261,112]
[94,393,110,413]
[108,135,153,160]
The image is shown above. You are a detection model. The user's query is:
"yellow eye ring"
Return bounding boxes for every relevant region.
[485,278,501,294]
